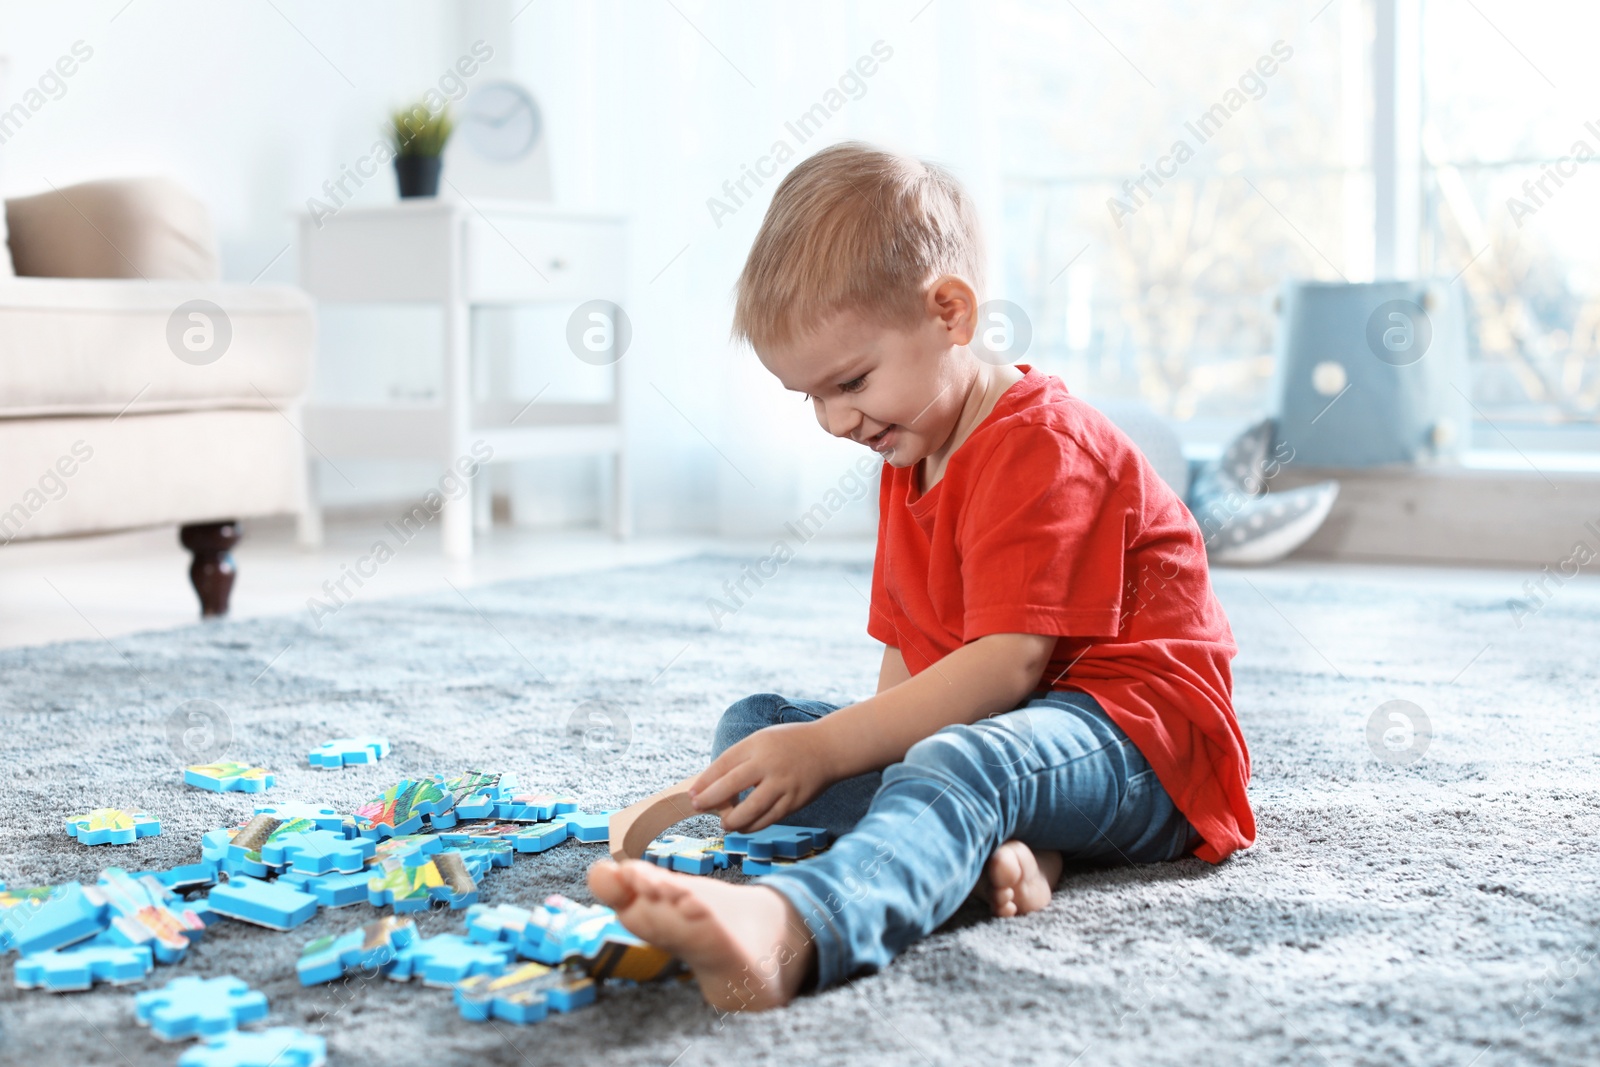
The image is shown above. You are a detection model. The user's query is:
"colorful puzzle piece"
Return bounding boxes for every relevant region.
[278,869,372,908]
[177,1027,327,1067]
[262,829,375,876]
[65,808,161,846]
[354,778,451,839]
[11,882,108,955]
[253,803,350,833]
[185,762,275,794]
[308,736,389,769]
[96,868,209,963]
[297,916,416,985]
[511,894,680,981]
[444,839,513,871]
[454,961,597,1024]
[433,770,519,825]
[722,824,831,862]
[388,933,514,987]
[135,975,269,1041]
[369,832,445,866]
[644,833,732,875]
[206,876,318,930]
[0,885,62,951]
[366,852,477,913]
[15,936,154,991]
[741,851,830,876]
[493,791,580,823]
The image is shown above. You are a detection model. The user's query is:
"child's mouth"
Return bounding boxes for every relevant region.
[867,426,896,454]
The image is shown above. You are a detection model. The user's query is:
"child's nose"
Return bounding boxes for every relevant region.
[817,398,862,439]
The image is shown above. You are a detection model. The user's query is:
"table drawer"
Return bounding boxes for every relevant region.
[464,215,626,304]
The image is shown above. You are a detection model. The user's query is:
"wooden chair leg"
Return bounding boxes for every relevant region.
[180,521,240,618]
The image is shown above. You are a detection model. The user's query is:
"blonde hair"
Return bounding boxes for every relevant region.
[732,141,984,351]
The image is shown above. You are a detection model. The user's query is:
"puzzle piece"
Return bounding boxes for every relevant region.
[65,808,161,846]
[741,849,830,876]
[177,1027,327,1067]
[493,791,579,823]
[131,860,221,895]
[206,875,318,930]
[366,852,477,913]
[465,903,535,946]
[307,736,389,769]
[0,885,62,951]
[722,824,831,862]
[444,839,513,871]
[454,961,597,1024]
[513,895,679,982]
[558,810,613,843]
[388,933,514,987]
[185,761,275,794]
[514,821,571,853]
[644,833,732,875]
[15,935,154,991]
[96,868,209,964]
[11,882,108,955]
[135,975,269,1041]
[278,869,372,908]
[354,778,452,839]
[296,916,416,985]
[262,829,375,875]
[434,770,520,825]
[253,803,351,834]
[369,832,445,866]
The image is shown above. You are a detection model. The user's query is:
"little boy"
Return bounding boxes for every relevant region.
[589,142,1253,1010]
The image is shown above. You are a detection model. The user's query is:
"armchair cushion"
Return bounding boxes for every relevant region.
[5,176,218,281]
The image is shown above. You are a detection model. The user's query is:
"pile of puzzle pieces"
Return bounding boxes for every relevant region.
[642,824,833,875]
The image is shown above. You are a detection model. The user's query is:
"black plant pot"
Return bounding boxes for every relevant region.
[394,155,442,198]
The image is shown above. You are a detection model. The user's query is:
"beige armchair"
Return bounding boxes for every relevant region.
[0,177,315,615]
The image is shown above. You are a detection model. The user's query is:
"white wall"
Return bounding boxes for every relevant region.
[0,0,1006,539]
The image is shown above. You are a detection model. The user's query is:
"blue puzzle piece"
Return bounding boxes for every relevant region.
[465,903,534,946]
[644,834,732,875]
[296,916,416,985]
[96,869,209,964]
[440,770,519,822]
[308,736,389,769]
[446,840,513,871]
[454,961,597,1024]
[278,869,372,908]
[65,808,161,846]
[206,876,318,930]
[493,792,579,823]
[512,821,570,853]
[262,830,375,875]
[15,936,154,991]
[722,824,831,862]
[558,811,613,843]
[135,975,269,1041]
[178,1027,327,1067]
[388,933,514,988]
[253,804,350,834]
[184,762,275,794]
[11,882,108,955]
[0,885,62,951]
[131,860,220,895]
[516,895,625,966]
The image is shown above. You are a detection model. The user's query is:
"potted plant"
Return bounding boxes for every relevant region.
[387,100,455,198]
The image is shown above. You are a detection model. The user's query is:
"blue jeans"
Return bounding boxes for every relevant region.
[712,690,1202,992]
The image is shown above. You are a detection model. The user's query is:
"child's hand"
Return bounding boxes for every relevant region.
[688,720,840,833]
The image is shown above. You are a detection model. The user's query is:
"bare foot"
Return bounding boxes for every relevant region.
[588,858,814,1012]
[974,840,1063,918]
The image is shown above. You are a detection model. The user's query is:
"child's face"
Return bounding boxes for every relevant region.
[757,280,978,469]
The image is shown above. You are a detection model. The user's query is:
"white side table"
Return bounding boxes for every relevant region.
[296,198,629,557]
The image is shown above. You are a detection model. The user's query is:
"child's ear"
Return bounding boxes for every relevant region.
[926,275,978,346]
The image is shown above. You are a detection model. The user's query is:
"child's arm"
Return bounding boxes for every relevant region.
[691,632,1056,831]
[877,646,911,693]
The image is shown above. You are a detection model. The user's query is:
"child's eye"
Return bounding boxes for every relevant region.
[839,374,868,393]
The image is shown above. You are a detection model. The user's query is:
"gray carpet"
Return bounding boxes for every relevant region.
[1,555,1596,1066]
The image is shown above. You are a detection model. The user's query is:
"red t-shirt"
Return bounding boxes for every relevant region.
[868,367,1253,863]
